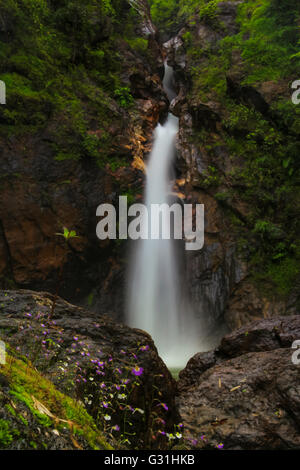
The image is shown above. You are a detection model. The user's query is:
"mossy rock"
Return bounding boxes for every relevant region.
[0,351,112,450]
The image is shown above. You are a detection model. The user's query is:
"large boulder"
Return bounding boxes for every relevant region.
[177,316,300,449]
[0,290,178,448]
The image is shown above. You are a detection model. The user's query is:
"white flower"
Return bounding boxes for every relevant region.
[104,415,111,421]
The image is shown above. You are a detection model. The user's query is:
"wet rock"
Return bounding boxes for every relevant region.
[178,316,300,391]
[219,315,300,358]
[0,289,178,448]
[178,316,300,450]
[178,348,300,449]
[226,76,270,115]
[178,351,216,392]
[224,281,293,329]
[0,27,166,321]
[165,0,299,333]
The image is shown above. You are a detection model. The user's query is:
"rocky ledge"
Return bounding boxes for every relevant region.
[0,289,299,450]
[0,289,178,449]
[178,316,300,450]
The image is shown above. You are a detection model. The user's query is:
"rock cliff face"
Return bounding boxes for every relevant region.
[164,0,299,330]
[0,0,299,336]
[0,0,167,320]
[177,316,300,449]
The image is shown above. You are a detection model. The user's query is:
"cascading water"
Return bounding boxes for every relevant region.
[127,63,201,369]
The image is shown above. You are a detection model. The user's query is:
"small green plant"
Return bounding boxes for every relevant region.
[114,87,134,109]
[202,165,220,188]
[50,227,79,318]
[56,227,79,242]
[199,0,219,24]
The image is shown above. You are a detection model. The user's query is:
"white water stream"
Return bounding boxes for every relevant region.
[127,63,202,369]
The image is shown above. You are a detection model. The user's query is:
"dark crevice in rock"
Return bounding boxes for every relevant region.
[0,219,15,286]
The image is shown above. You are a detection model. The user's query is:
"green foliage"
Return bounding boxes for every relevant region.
[125,37,148,55]
[252,255,300,296]
[199,0,220,25]
[202,165,220,187]
[0,351,112,449]
[149,0,180,36]
[114,86,134,109]
[56,227,79,241]
[223,0,299,85]
[0,0,144,164]
[0,419,14,448]
[178,1,300,297]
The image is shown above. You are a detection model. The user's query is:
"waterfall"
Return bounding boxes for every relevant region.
[126,63,201,369]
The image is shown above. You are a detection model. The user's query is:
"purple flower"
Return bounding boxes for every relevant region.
[112,425,120,432]
[161,403,168,411]
[102,402,109,408]
[216,443,224,450]
[73,336,79,341]
[140,345,149,352]
[131,366,143,376]
[100,382,106,389]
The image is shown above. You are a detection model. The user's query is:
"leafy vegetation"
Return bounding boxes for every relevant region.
[0,348,112,449]
[0,0,142,166]
[172,0,300,297]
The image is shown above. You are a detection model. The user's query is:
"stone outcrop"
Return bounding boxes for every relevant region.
[0,10,167,321]
[0,290,178,448]
[163,1,299,331]
[177,316,300,449]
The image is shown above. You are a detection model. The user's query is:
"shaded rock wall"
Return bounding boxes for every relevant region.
[0,5,167,321]
[177,315,300,449]
[163,0,299,330]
